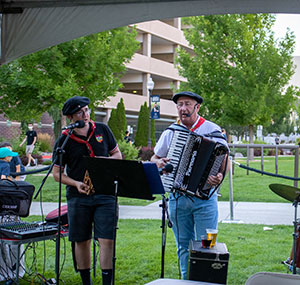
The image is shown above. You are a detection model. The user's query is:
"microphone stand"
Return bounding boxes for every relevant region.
[34,128,74,285]
[159,193,172,278]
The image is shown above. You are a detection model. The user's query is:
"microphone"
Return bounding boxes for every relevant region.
[184,104,198,118]
[62,120,85,130]
[159,164,173,175]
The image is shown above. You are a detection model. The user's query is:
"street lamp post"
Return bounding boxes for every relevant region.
[147,77,154,148]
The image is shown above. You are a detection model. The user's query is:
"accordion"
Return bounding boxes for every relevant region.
[161,124,228,200]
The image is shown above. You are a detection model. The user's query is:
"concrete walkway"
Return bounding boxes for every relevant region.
[29,200,298,226]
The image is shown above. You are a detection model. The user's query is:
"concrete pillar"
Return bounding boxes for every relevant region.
[173,44,179,64]
[142,32,152,97]
[103,108,112,124]
[143,73,151,97]
[173,18,181,30]
[143,33,151,57]
[173,80,180,92]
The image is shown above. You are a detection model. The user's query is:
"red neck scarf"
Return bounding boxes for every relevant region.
[62,120,96,157]
[177,116,206,132]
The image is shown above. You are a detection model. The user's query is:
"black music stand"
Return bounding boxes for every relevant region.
[83,157,164,284]
[142,162,172,278]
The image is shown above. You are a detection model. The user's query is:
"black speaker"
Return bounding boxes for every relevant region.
[188,241,229,284]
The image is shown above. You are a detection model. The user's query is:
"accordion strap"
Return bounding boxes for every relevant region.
[203,131,227,140]
[167,125,226,141]
[166,123,189,133]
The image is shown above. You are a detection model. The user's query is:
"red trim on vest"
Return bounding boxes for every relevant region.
[62,121,96,157]
[190,116,205,132]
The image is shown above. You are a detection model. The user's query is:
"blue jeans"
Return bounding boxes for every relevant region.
[169,192,218,280]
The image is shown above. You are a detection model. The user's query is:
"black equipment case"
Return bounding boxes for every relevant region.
[0,179,35,217]
[188,241,229,284]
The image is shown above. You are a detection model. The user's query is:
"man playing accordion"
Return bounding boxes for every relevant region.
[151,91,229,280]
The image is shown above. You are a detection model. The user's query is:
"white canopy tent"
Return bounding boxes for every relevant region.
[1,0,300,65]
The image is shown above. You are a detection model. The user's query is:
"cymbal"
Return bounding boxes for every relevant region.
[269,183,300,202]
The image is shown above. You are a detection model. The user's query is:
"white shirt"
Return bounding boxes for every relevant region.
[154,115,228,158]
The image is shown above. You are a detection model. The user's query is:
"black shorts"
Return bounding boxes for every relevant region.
[67,194,118,242]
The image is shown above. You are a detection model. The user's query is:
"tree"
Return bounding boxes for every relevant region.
[0,27,139,139]
[134,102,156,147]
[107,108,118,140]
[116,98,127,140]
[177,14,299,156]
[107,98,127,141]
[134,103,148,147]
[263,113,296,136]
[151,119,156,147]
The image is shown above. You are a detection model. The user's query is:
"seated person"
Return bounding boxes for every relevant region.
[0,142,26,181]
[0,147,25,282]
[0,147,18,180]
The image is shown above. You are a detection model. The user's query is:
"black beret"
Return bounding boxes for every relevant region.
[62,96,90,115]
[172,91,203,104]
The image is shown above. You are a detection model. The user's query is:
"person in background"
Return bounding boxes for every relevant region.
[151,91,229,280]
[0,146,25,282]
[0,142,26,181]
[221,128,227,142]
[53,96,122,285]
[19,123,37,167]
[123,130,132,145]
[0,147,18,180]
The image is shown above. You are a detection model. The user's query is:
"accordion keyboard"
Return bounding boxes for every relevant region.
[160,130,189,192]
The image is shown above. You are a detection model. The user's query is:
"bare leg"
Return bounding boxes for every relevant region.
[98,238,114,284]
[26,153,34,165]
[75,239,92,269]
[98,238,113,269]
[26,153,31,166]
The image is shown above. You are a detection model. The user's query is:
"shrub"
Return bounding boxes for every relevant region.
[42,160,52,165]
[252,140,269,156]
[2,137,27,156]
[20,154,43,166]
[37,133,54,152]
[108,98,127,141]
[138,147,154,161]
[268,149,275,156]
[118,140,139,160]
[134,103,149,147]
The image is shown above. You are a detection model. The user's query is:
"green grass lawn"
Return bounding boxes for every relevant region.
[219,156,298,202]
[15,219,293,285]
[6,156,298,284]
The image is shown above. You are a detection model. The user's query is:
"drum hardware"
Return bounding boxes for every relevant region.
[269,183,300,274]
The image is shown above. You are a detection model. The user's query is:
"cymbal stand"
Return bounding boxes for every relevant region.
[292,194,300,274]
